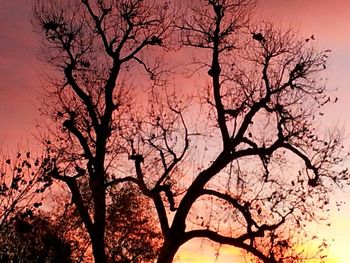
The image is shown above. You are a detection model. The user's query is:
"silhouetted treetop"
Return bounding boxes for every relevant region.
[32,0,172,262]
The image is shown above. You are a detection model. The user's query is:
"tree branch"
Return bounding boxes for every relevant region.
[283,143,319,186]
[184,229,276,263]
[47,167,94,235]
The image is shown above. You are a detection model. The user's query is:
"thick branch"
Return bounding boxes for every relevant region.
[47,167,93,234]
[130,154,170,234]
[210,3,231,150]
[64,66,100,131]
[63,120,94,163]
[184,229,276,263]
[202,189,259,233]
[172,151,232,233]
[202,189,288,240]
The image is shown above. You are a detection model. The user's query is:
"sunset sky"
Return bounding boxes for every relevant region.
[1,0,350,262]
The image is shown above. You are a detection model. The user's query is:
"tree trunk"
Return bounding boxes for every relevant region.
[91,234,106,263]
[157,240,181,263]
[91,175,107,263]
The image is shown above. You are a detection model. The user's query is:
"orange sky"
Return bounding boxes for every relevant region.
[1,0,350,262]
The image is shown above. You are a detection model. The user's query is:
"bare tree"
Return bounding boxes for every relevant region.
[124,1,349,262]
[0,150,46,231]
[32,0,171,262]
[32,0,349,262]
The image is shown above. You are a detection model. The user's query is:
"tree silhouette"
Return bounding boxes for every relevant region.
[32,0,170,262]
[0,212,72,263]
[124,1,349,262]
[31,0,349,262]
[0,151,47,231]
[105,185,162,262]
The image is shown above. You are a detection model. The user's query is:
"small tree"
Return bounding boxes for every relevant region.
[52,184,162,262]
[0,212,72,263]
[0,151,47,231]
[106,185,162,262]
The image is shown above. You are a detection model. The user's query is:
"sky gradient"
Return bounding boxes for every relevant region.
[0,0,40,149]
[1,0,350,262]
